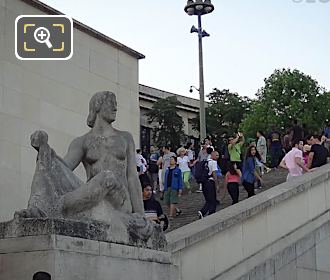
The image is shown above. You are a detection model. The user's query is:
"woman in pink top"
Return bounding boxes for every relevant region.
[225,162,242,204]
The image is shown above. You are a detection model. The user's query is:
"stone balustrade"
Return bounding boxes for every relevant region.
[167,164,330,280]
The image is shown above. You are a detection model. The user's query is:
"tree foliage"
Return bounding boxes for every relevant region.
[207,88,251,136]
[192,88,251,148]
[240,69,330,137]
[146,96,186,148]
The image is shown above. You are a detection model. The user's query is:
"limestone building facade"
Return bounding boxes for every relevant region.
[0,0,143,222]
[0,0,204,222]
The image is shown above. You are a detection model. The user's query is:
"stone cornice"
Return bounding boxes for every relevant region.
[20,0,145,59]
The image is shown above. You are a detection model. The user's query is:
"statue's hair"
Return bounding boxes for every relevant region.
[87,91,116,128]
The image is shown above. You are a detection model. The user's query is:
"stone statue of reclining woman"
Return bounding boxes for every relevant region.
[15,91,161,245]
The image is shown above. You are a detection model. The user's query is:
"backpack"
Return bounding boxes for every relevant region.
[194,160,210,184]
[149,162,158,174]
[216,164,222,177]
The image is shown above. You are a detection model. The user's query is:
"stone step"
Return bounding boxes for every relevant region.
[155,169,288,232]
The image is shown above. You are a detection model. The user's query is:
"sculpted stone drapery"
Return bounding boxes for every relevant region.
[14,91,163,246]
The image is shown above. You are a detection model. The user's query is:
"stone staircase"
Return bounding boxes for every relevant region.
[157,169,288,232]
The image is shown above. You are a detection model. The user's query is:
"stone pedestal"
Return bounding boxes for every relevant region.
[0,219,177,280]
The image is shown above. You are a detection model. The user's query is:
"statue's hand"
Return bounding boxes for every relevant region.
[103,171,127,206]
[30,130,49,150]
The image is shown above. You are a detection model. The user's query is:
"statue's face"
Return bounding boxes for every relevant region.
[99,96,117,123]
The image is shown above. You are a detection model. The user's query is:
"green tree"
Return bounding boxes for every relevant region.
[192,88,251,149]
[207,88,251,136]
[147,96,186,148]
[240,68,330,137]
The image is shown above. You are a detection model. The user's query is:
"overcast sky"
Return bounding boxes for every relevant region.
[42,0,330,100]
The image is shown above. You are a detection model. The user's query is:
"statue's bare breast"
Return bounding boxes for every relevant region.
[83,132,128,181]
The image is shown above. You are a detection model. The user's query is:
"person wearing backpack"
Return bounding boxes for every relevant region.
[194,142,210,192]
[198,150,220,219]
[194,146,213,192]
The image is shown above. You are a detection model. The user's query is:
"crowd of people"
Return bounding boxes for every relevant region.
[136,120,330,229]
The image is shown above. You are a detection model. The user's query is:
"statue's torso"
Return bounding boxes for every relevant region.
[83,131,128,179]
[80,131,133,212]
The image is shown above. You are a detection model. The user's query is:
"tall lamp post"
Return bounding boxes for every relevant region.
[184,0,214,142]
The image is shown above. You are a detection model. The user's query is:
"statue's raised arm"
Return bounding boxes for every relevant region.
[62,136,85,171]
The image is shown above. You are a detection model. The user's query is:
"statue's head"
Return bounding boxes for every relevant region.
[87,91,117,127]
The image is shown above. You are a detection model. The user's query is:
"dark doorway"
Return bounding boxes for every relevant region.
[33,271,51,280]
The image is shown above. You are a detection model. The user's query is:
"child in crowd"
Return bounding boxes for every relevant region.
[163,156,183,219]
[225,162,242,204]
[136,149,147,175]
[176,147,192,193]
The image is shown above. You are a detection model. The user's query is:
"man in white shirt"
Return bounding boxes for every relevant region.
[195,145,213,193]
[198,151,219,218]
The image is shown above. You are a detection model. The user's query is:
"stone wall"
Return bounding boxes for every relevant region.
[166,165,330,280]
[0,234,178,280]
[0,0,142,222]
[234,217,330,280]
